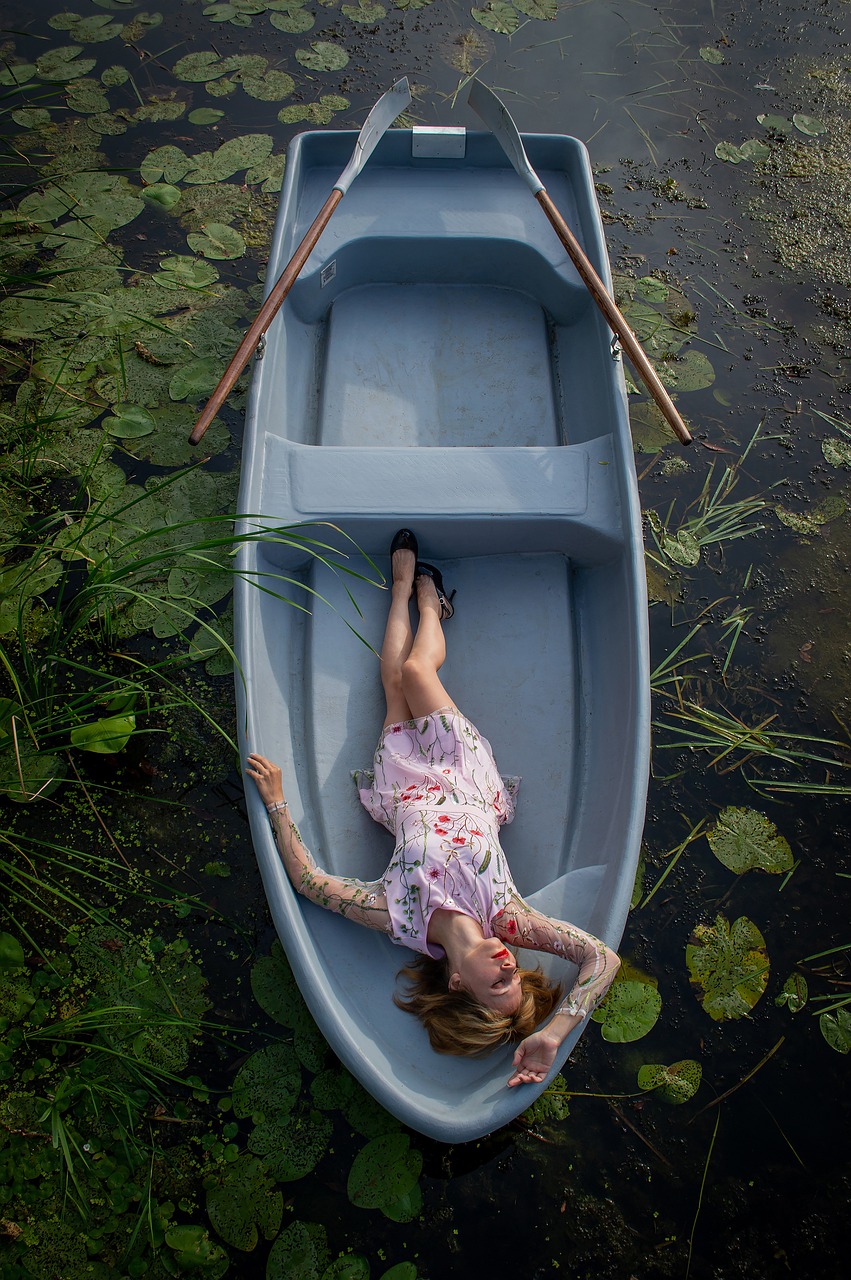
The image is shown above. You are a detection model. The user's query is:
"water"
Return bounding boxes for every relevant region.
[1,1,849,1277]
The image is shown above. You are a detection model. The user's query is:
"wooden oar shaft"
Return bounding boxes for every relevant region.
[536,189,693,446]
[189,188,344,445]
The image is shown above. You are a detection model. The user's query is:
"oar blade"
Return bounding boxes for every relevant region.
[466,79,543,195]
[335,76,412,194]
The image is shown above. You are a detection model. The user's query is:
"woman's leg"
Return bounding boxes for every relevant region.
[401,574,457,718]
[380,546,417,728]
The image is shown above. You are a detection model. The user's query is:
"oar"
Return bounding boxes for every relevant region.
[466,80,692,447]
[189,76,412,445]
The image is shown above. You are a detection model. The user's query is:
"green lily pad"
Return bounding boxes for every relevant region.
[699,46,724,63]
[295,41,350,72]
[793,113,827,136]
[820,1008,851,1053]
[590,977,662,1042]
[241,70,296,101]
[270,6,316,33]
[141,145,192,184]
[49,13,123,42]
[154,255,220,289]
[101,64,129,86]
[142,183,182,212]
[36,45,98,81]
[0,933,25,974]
[267,1221,330,1280]
[715,141,743,164]
[379,1267,419,1280]
[661,349,715,392]
[687,913,769,1021]
[12,107,51,126]
[381,1181,423,1223]
[629,401,680,453]
[311,1068,399,1139]
[775,972,808,1013]
[249,1111,333,1181]
[738,138,771,161]
[757,113,794,134]
[174,51,229,82]
[347,1133,422,1210]
[0,747,66,802]
[164,1225,229,1278]
[169,357,223,402]
[187,224,246,260]
[104,404,156,438]
[637,1059,702,1104]
[472,2,520,34]
[231,1042,300,1119]
[321,1258,370,1280]
[822,437,851,468]
[775,496,846,533]
[189,108,226,124]
[204,1154,282,1251]
[0,64,36,86]
[635,276,669,303]
[706,806,793,875]
[514,0,558,16]
[70,713,136,753]
[343,1,387,21]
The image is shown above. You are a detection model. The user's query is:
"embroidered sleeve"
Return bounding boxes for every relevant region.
[494,893,620,1019]
[269,810,391,933]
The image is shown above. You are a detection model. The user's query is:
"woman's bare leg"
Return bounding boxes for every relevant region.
[401,574,457,718]
[380,547,417,728]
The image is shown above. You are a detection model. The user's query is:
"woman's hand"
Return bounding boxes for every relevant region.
[245,753,285,809]
[507,1029,560,1088]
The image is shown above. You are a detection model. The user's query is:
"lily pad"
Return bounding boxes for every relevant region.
[321,1259,370,1280]
[793,113,827,136]
[140,145,192,184]
[104,404,156,438]
[822,437,851,468]
[295,41,350,72]
[270,6,316,32]
[706,806,793,875]
[820,1008,851,1053]
[342,1,387,20]
[637,1059,702,1104]
[514,0,558,16]
[590,977,661,1042]
[699,46,724,63]
[686,913,769,1021]
[0,747,66,802]
[154,255,220,289]
[715,141,743,163]
[661,349,715,392]
[231,1042,301,1119]
[630,401,680,453]
[347,1133,422,1210]
[0,64,37,87]
[757,113,794,134]
[738,138,771,161]
[169,357,222,402]
[189,108,226,124]
[267,1221,330,1280]
[174,51,229,82]
[187,224,246,260]
[0,933,25,974]
[36,45,97,81]
[775,496,846,533]
[241,70,296,101]
[249,1111,333,1181]
[204,1154,282,1251]
[142,183,182,212]
[472,2,520,35]
[775,972,808,1013]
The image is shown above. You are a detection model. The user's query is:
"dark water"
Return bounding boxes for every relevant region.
[2,1,850,1277]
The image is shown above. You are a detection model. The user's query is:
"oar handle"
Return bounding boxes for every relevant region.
[536,190,693,447]
[189,188,344,445]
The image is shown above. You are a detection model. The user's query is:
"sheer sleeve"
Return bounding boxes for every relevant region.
[269,808,391,934]
[494,893,620,1019]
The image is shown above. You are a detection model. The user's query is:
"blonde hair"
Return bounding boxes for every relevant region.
[394,953,564,1056]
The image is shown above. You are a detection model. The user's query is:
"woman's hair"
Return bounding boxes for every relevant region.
[394,953,564,1056]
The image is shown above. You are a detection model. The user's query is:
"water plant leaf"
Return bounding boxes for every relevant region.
[270,6,316,32]
[699,46,724,63]
[189,108,226,124]
[0,933,25,974]
[637,1059,702,1104]
[738,138,771,161]
[472,2,520,34]
[164,1225,229,1277]
[381,1182,422,1223]
[295,41,350,71]
[342,1,387,20]
[70,713,136,753]
[250,1111,333,1180]
[36,45,98,80]
[715,141,743,163]
[0,747,66,802]
[141,145,192,184]
[311,1067,399,1138]
[204,1153,282,1250]
[686,914,769,1021]
[635,276,669,303]
[0,63,36,86]
[630,401,680,453]
[661,349,715,392]
[775,972,808,1013]
[775,497,846,533]
[590,977,661,1042]
[142,182,182,212]
[706,806,793,875]
[169,357,223,401]
[321,1258,370,1280]
[515,0,557,16]
[101,63,129,86]
[242,70,296,100]
[174,51,229,81]
[49,13,124,42]
[819,1008,851,1054]
[822,437,851,468]
[757,113,794,134]
[793,113,826,136]
[154,255,220,289]
[379,1267,418,1280]
[347,1133,422,1210]
[231,1042,300,1119]
[186,225,246,260]
[267,1221,330,1280]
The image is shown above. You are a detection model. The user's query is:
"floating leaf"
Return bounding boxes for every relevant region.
[0,933,25,974]
[379,1267,418,1280]
[820,1008,851,1053]
[630,401,680,453]
[342,1,387,21]
[757,113,794,134]
[140,145,192,184]
[267,1221,330,1280]
[164,1226,229,1277]
[103,404,156,438]
[661,349,715,392]
[637,1059,702,1104]
[250,1111,333,1181]
[514,0,557,16]
[205,1154,282,1251]
[70,713,136,754]
[12,107,51,126]
[793,113,827,136]
[775,497,846,533]
[187,224,246,260]
[231,1043,300,1120]
[591,977,661,1042]
[174,52,228,82]
[189,108,226,124]
[635,276,669,303]
[707,806,793,875]
[472,2,520,34]
[381,1182,422,1224]
[686,913,769,1021]
[738,138,771,161]
[142,183,182,212]
[154,255,220,288]
[347,1133,422,1210]
[101,64,129,86]
[0,64,36,86]
[822,437,851,468]
[0,747,66,802]
[715,141,743,164]
[36,45,98,81]
[775,972,808,1013]
[270,6,316,32]
[699,46,724,63]
[321,1258,370,1280]
[169,357,222,402]
[49,12,123,42]
[241,70,295,101]
[295,41,350,72]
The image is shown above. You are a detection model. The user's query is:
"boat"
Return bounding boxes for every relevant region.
[234,121,650,1144]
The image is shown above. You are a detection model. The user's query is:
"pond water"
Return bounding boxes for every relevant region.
[1,1,850,1278]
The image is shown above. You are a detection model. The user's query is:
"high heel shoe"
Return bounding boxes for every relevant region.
[389,528,419,561]
[415,562,456,620]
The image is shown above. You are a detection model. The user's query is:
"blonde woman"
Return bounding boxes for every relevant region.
[247,529,619,1087]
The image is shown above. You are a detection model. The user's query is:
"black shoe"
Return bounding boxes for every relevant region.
[390,528,419,561]
[415,562,456,620]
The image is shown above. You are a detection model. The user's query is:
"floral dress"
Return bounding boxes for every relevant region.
[283,709,618,1020]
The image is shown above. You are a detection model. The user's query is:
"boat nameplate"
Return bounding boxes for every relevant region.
[412,126,466,159]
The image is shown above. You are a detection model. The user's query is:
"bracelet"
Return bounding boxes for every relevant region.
[266,800,288,815]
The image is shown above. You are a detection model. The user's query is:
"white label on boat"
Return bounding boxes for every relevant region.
[412,126,466,159]
[320,260,337,288]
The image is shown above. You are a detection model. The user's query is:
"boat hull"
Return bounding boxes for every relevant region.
[235,127,649,1143]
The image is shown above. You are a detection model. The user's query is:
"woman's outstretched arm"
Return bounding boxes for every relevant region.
[246,754,391,933]
[494,895,620,1087]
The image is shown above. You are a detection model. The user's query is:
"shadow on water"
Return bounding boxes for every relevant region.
[0,1,849,1277]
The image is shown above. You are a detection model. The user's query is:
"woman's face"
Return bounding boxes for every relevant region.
[451,941,522,1013]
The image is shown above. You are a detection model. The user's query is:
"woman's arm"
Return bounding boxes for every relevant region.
[246,754,391,933]
[494,895,620,1087]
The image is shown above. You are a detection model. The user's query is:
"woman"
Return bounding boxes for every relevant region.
[246,529,620,1089]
